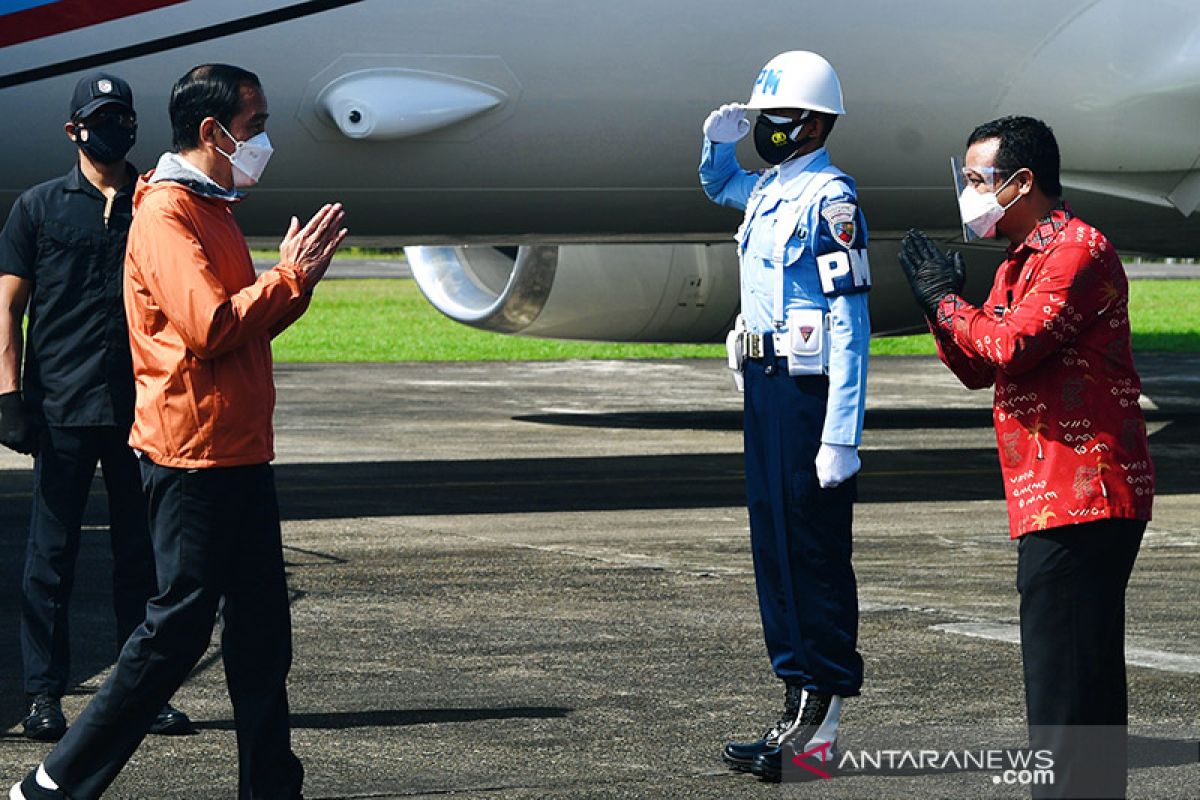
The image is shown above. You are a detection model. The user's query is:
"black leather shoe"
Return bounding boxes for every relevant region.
[722,683,804,772]
[21,695,66,742]
[148,703,195,736]
[9,769,66,799]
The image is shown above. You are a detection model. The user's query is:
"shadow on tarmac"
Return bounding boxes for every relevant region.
[515,407,1192,433]
[257,409,1192,520]
[0,409,1192,743]
[513,408,998,432]
[1128,735,1200,769]
[190,705,572,732]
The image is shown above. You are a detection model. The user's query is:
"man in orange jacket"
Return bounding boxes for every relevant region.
[10,63,346,800]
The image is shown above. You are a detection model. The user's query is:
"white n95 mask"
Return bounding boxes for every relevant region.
[957,170,1020,240]
[215,120,274,187]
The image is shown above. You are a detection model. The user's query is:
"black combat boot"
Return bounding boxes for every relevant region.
[751,692,842,782]
[721,683,805,772]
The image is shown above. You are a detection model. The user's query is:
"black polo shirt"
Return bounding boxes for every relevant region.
[0,163,137,427]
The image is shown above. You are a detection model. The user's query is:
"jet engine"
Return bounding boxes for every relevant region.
[406,239,973,342]
[406,243,742,343]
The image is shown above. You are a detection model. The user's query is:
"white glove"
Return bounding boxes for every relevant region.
[703,103,750,144]
[815,443,860,489]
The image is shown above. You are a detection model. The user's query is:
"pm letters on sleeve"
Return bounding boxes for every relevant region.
[816,249,871,296]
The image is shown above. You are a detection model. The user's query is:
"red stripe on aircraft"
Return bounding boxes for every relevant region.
[0,0,187,48]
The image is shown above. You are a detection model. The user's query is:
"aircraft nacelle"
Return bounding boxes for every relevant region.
[406,239,995,342]
[407,243,741,343]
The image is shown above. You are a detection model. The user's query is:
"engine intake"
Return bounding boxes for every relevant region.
[406,243,742,342]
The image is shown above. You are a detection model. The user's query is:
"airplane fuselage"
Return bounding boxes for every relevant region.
[2,0,1198,340]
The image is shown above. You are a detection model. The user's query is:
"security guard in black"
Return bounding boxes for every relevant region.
[0,71,193,745]
[0,161,136,430]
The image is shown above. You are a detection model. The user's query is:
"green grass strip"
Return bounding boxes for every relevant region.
[271,280,725,362]
[868,280,1199,355]
[270,279,1198,362]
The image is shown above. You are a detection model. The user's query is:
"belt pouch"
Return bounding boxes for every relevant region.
[785,308,828,376]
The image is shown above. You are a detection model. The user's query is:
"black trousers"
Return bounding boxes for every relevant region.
[22,425,156,698]
[1017,518,1145,800]
[742,347,862,696]
[44,460,303,800]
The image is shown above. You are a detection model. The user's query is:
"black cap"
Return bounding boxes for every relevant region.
[70,72,134,120]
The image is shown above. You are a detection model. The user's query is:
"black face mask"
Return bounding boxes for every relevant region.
[753,114,807,166]
[75,118,136,165]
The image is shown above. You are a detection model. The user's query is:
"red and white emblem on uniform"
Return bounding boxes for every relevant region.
[820,202,858,250]
[799,326,815,343]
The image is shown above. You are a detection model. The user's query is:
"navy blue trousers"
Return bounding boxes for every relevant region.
[22,425,156,698]
[45,460,302,800]
[743,348,863,696]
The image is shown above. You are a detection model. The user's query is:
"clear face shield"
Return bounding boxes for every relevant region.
[950,156,970,240]
[951,157,1012,242]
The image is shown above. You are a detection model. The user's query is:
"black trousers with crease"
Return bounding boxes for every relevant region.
[1018,517,1145,800]
[22,425,156,698]
[44,460,303,800]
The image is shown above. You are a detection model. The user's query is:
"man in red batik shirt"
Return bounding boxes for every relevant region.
[898,116,1153,800]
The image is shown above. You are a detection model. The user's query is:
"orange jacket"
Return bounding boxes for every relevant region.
[124,155,310,468]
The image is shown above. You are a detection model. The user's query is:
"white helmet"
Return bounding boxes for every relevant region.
[743,51,845,115]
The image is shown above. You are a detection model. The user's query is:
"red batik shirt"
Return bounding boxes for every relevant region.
[930,205,1155,538]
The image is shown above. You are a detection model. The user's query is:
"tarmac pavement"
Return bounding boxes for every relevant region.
[0,354,1196,799]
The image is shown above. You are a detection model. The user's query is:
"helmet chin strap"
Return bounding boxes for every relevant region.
[781,112,818,164]
[788,110,812,142]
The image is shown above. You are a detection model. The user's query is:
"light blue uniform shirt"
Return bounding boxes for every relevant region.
[699,139,870,447]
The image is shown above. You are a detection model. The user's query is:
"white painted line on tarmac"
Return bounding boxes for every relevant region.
[932,622,1200,674]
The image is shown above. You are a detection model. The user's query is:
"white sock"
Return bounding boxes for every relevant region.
[35,765,58,791]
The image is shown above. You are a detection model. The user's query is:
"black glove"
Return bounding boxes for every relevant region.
[951,248,966,294]
[0,390,37,455]
[898,229,966,318]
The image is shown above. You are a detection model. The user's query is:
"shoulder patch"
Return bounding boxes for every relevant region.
[820,201,858,250]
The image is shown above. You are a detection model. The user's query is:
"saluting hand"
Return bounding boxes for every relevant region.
[279,203,349,292]
[703,104,751,144]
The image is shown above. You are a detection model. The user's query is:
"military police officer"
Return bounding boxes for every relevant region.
[699,51,870,782]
